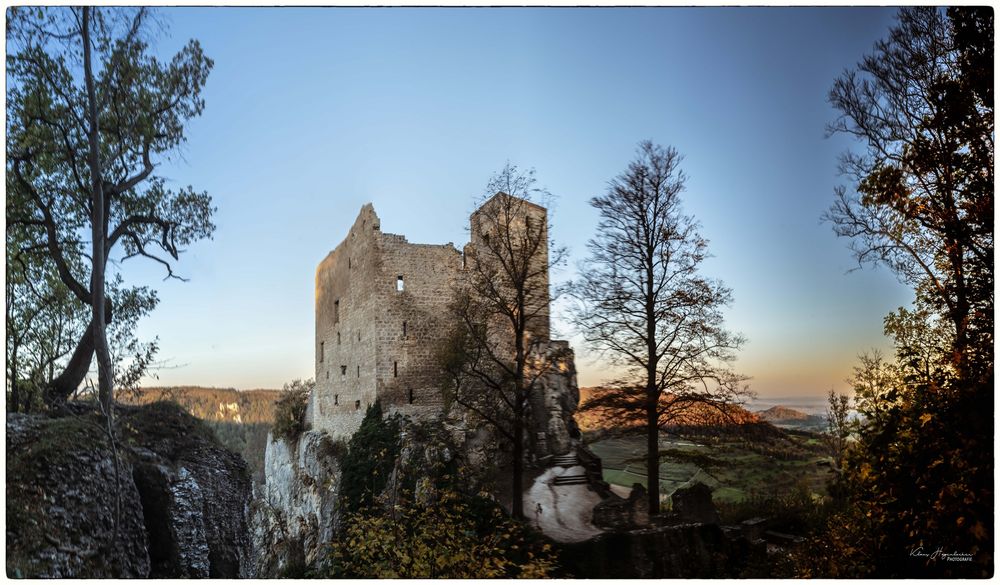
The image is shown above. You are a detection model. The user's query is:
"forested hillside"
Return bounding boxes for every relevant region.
[121,387,281,484]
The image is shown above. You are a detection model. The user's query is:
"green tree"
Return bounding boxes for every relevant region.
[6,7,215,412]
[338,401,401,514]
[822,7,993,576]
[822,389,851,475]
[567,141,750,515]
[271,379,313,443]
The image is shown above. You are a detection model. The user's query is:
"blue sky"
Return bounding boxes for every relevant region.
[125,7,912,396]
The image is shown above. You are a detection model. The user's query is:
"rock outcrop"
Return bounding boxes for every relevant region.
[6,402,252,578]
[528,341,581,459]
[252,429,342,575]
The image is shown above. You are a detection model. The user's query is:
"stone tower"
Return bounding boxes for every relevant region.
[467,192,551,341]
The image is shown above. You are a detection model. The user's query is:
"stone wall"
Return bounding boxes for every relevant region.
[375,235,463,419]
[311,205,381,438]
[311,204,464,439]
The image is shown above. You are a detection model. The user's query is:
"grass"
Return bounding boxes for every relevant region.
[588,430,834,505]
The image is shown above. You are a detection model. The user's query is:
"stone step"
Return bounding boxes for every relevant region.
[552,475,589,486]
[553,456,579,464]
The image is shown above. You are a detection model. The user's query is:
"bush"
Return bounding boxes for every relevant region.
[338,401,401,513]
[272,379,312,443]
[319,488,556,578]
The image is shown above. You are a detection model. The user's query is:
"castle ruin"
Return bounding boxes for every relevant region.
[307,194,578,456]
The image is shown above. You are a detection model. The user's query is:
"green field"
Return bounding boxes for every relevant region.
[587,431,833,505]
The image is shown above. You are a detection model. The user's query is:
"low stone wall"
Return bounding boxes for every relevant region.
[556,522,766,578]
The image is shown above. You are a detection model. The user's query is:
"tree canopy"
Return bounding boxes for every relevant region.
[817,7,993,576]
[6,7,215,408]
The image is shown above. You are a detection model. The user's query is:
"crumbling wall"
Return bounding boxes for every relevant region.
[311,205,381,438]
[312,197,570,450]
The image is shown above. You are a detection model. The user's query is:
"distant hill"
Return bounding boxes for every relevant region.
[756,405,828,430]
[120,386,282,424]
[577,387,762,433]
[756,405,810,422]
[119,386,285,485]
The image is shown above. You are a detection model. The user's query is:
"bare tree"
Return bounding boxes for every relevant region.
[439,163,568,520]
[568,141,750,514]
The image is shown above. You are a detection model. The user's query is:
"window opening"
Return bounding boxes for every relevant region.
[341,365,347,376]
[408,388,414,404]
[396,275,404,292]
[394,361,398,377]
[402,321,407,337]
[357,365,360,378]
[320,341,325,362]
[334,394,339,405]
[334,299,340,323]
[337,332,341,345]
[355,400,361,410]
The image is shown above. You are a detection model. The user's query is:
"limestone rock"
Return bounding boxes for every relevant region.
[253,429,341,576]
[6,403,252,579]
[6,413,150,578]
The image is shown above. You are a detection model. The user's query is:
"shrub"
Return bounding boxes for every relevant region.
[319,488,556,578]
[338,401,401,513]
[272,379,312,443]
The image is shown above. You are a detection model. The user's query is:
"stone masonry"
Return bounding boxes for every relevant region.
[309,203,463,438]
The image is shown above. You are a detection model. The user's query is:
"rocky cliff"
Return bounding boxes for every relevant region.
[6,402,252,578]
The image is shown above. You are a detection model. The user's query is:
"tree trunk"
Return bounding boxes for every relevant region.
[45,319,96,403]
[512,400,524,520]
[82,7,114,416]
[10,356,20,413]
[646,382,659,515]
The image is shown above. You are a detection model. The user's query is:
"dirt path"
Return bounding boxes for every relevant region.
[523,464,603,543]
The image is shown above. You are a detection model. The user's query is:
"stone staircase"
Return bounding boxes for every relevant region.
[552,474,590,486]
[552,453,579,467]
[551,452,589,485]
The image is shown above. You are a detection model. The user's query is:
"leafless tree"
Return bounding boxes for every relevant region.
[567,141,750,514]
[439,163,568,520]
